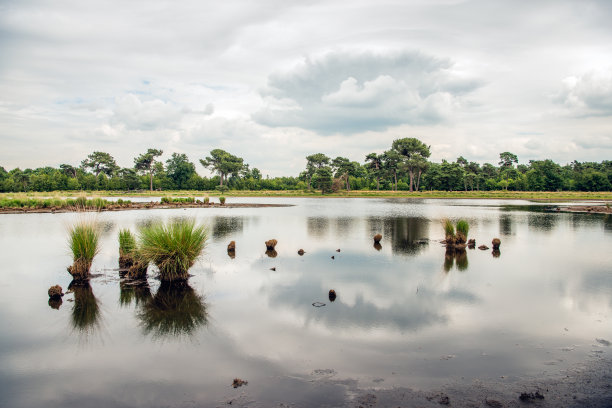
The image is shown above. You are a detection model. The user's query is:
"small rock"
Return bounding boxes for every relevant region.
[227,241,236,251]
[265,239,277,250]
[329,289,336,302]
[298,249,305,255]
[492,238,501,250]
[479,245,489,250]
[485,398,503,407]
[373,233,382,243]
[232,378,248,388]
[336,248,341,252]
[48,285,63,299]
[331,255,335,259]
[519,391,544,401]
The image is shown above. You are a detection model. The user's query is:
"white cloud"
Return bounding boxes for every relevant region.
[253,50,482,134]
[556,68,612,116]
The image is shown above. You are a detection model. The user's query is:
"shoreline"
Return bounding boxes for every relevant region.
[0,202,293,214]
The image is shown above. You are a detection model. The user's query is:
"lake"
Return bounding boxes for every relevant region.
[1,197,611,407]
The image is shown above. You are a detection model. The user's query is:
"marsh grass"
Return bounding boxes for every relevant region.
[456,219,469,243]
[119,229,137,255]
[67,220,100,279]
[443,219,455,243]
[138,219,207,281]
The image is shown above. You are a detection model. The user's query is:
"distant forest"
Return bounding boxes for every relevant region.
[1,138,611,193]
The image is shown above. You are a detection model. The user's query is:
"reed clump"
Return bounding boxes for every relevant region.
[118,228,149,278]
[138,219,207,282]
[442,219,469,246]
[67,221,100,279]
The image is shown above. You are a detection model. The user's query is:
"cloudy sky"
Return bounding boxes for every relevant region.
[1,0,611,177]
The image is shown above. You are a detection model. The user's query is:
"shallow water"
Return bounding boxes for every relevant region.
[0,198,611,407]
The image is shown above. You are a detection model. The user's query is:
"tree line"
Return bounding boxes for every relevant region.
[1,139,611,193]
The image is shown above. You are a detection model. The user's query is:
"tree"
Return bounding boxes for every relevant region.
[332,156,358,191]
[498,152,518,169]
[392,138,431,192]
[134,148,163,191]
[382,150,402,191]
[456,156,468,191]
[81,151,118,177]
[200,149,244,187]
[312,167,333,194]
[365,153,384,190]
[59,164,78,178]
[305,153,330,190]
[166,153,196,189]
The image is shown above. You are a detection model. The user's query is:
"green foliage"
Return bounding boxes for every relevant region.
[219,196,226,204]
[119,229,137,255]
[138,219,208,282]
[68,221,100,264]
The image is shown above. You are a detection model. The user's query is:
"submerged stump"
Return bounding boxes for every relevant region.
[492,238,501,250]
[373,234,382,244]
[67,258,92,280]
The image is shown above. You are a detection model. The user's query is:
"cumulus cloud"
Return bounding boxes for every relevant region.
[110,94,213,131]
[555,68,612,116]
[252,50,482,134]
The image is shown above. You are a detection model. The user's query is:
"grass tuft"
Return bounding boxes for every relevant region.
[443,219,455,238]
[138,219,207,282]
[67,221,100,278]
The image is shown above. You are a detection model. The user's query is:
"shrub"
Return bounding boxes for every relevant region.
[219,196,226,205]
[67,221,100,279]
[138,219,208,282]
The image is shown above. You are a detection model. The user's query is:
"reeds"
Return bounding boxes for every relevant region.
[442,219,469,245]
[67,220,100,279]
[119,229,137,255]
[138,219,207,281]
[456,219,469,243]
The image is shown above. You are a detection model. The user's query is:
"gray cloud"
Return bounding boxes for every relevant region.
[555,68,612,116]
[253,50,483,134]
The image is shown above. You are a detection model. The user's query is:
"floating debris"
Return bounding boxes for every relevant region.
[265,239,277,250]
[328,289,336,302]
[373,233,382,243]
[48,285,63,299]
[312,302,326,307]
[232,378,248,388]
[298,249,305,255]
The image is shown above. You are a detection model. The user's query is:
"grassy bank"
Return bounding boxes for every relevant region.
[1,190,612,201]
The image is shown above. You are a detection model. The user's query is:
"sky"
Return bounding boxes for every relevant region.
[1,0,611,177]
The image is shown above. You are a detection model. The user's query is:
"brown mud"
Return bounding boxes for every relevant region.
[219,357,612,407]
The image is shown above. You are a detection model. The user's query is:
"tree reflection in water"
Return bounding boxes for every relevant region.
[68,280,101,335]
[368,217,430,256]
[138,281,208,338]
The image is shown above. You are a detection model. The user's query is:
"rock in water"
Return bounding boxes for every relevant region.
[265,239,277,250]
[373,234,382,243]
[329,289,337,302]
[297,249,305,255]
[492,238,501,249]
[48,285,63,299]
[227,241,236,251]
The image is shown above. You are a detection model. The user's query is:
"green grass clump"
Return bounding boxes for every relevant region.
[219,196,226,205]
[456,219,469,243]
[119,229,137,255]
[138,219,208,282]
[443,219,455,238]
[67,221,100,279]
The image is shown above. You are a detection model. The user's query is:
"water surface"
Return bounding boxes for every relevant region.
[1,198,610,407]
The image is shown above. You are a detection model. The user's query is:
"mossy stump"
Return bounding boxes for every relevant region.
[67,258,92,280]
